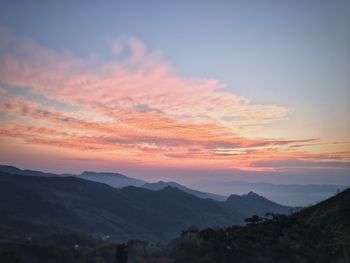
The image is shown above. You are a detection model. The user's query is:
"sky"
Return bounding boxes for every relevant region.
[0,0,349,185]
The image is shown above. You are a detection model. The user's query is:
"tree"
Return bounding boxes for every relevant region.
[244,215,263,225]
[115,244,128,263]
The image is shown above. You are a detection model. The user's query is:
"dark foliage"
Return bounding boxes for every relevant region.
[0,232,115,263]
[172,188,350,263]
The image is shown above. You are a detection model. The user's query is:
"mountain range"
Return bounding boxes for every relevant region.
[0,167,291,242]
[0,177,348,263]
[0,165,226,201]
[2,165,347,207]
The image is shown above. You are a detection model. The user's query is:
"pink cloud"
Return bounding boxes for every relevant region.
[0,27,288,131]
[0,87,6,94]
[0,27,349,171]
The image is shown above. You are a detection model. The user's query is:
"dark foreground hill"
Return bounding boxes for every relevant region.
[173,188,350,263]
[0,184,348,263]
[0,172,290,243]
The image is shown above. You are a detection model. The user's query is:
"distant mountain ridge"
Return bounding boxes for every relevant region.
[194,179,348,206]
[0,171,291,242]
[0,164,223,200]
[78,171,146,188]
[142,181,227,201]
[0,164,146,187]
[0,164,60,177]
[2,164,346,207]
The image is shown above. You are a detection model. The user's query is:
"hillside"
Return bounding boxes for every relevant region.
[1,186,347,263]
[0,172,232,242]
[172,188,350,263]
[295,186,350,227]
[0,172,290,243]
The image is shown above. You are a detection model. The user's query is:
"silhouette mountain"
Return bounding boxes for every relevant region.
[0,171,290,242]
[78,171,146,188]
[222,191,291,217]
[0,164,146,188]
[143,180,226,201]
[0,164,60,177]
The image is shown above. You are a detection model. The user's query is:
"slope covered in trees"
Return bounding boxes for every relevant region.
[0,172,290,242]
[172,188,350,263]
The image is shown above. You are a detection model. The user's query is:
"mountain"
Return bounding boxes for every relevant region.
[295,186,350,227]
[0,164,226,200]
[194,180,348,206]
[78,171,146,188]
[0,172,233,242]
[0,171,290,242]
[221,191,291,218]
[172,188,350,262]
[0,164,60,177]
[0,177,348,263]
[0,164,146,188]
[142,180,226,201]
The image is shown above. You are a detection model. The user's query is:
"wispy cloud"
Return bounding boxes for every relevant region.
[0,27,349,172]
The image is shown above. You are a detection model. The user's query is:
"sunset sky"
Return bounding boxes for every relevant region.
[0,0,349,185]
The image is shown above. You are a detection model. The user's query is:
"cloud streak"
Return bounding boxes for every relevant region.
[0,27,349,172]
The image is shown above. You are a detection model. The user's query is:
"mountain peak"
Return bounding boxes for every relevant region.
[246,191,260,197]
[242,191,269,201]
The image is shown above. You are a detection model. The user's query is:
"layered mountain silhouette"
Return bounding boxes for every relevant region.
[0,168,291,242]
[142,180,226,201]
[0,177,348,263]
[78,171,146,188]
[2,164,346,207]
[0,165,223,200]
[0,165,146,187]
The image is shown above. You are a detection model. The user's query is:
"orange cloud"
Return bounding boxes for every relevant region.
[0,27,349,172]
